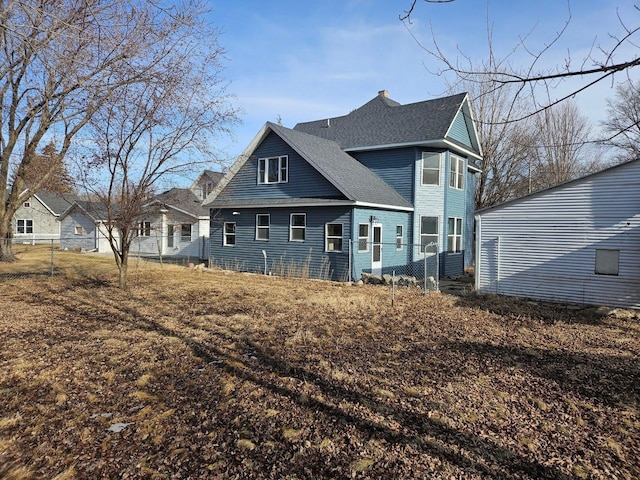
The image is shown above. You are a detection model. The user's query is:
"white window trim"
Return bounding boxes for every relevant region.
[358,223,369,253]
[74,226,83,235]
[449,155,465,190]
[396,224,403,251]
[138,221,152,237]
[447,217,463,254]
[180,223,192,242]
[256,214,270,241]
[223,222,236,246]
[421,152,441,186]
[420,216,439,253]
[16,218,34,234]
[325,222,343,253]
[289,213,306,242]
[258,155,289,184]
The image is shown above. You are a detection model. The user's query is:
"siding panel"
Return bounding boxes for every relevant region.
[210,206,352,281]
[448,111,473,148]
[218,132,342,201]
[351,208,411,279]
[477,160,640,308]
[351,148,415,202]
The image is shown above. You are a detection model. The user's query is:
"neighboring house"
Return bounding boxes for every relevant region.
[58,201,117,252]
[192,170,225,201]
[475,159,640,309]
[204,91,482,281]
[12,191,77,244]
[134,187,211,259]
[58,171,221,259]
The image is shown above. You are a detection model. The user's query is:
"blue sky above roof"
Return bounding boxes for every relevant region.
[210,0,640,164]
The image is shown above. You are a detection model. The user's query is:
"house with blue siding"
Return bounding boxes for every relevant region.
[205,91,482,281]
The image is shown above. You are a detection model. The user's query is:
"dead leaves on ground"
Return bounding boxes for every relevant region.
[0,265,639,479]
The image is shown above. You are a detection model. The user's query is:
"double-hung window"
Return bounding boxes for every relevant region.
[223,222,236,246]
[290,213,306,241]
[422,152,441,185]
[450,155,465,190]
[420,216,438,253]
[17,219,33,234]
[181,224,192,242]
[396,225,403,250]
[256,214,270,240]
[447,217,463,253]
[325,223,343,252]
[138,221,151,237]
[258,156,288,184]
[358,223,369,252]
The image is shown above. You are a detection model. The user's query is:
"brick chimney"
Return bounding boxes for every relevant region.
[378,90,389,98]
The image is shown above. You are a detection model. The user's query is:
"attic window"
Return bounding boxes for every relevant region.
[23,201,31,208]
[258,156,288,184]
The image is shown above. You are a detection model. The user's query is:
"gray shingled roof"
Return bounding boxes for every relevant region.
[60,200,110,221]
[294,92,472,151]
[267,122,413,210]
[203,170,225,184]
[34,191,78,215]
[151,188,208,217]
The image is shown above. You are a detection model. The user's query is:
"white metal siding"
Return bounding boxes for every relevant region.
[476,160,640,309]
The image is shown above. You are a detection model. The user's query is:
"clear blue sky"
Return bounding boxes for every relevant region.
[209,0,639,164]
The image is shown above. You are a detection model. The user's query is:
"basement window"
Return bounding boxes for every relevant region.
[595,249,619,276]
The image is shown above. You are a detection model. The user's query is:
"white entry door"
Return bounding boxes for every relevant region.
[372,224,382,275]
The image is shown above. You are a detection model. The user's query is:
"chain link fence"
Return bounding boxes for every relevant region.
[2,237,441,293]
[0,235,210,282]
[349,240,440,292]
[0,240,58,282]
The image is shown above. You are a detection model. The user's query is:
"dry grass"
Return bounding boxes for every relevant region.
[0,248,639,479]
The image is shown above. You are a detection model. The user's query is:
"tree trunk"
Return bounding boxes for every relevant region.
[0,224,16,262]
[117,247,129,289]
[118,260,128,289]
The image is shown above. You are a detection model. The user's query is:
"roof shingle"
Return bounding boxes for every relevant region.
[294,93,470,151]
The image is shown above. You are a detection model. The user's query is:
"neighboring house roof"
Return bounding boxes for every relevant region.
[294,92,482,160]
[33,191,78,216]
[59,200,110,222]
[476,158,640,214]
[205,122,414,211]
[148,187,209,218]
[202,170,224,184]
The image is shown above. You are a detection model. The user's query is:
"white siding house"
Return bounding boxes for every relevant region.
[475,159,640,309]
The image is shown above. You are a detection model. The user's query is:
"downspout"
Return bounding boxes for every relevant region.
[474,214,481,293]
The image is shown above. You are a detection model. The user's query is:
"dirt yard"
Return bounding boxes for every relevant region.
[1,248,639,479]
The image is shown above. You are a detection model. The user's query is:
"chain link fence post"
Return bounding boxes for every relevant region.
[50,239,54,277]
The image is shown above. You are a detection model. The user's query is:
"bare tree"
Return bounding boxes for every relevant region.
[80,16,238,289]
[0,0,206,262]
[402,1,640,128]
[527,99,597,193]
[18,142,75,194]
[603,80,640,162]
[448,59,535,208]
